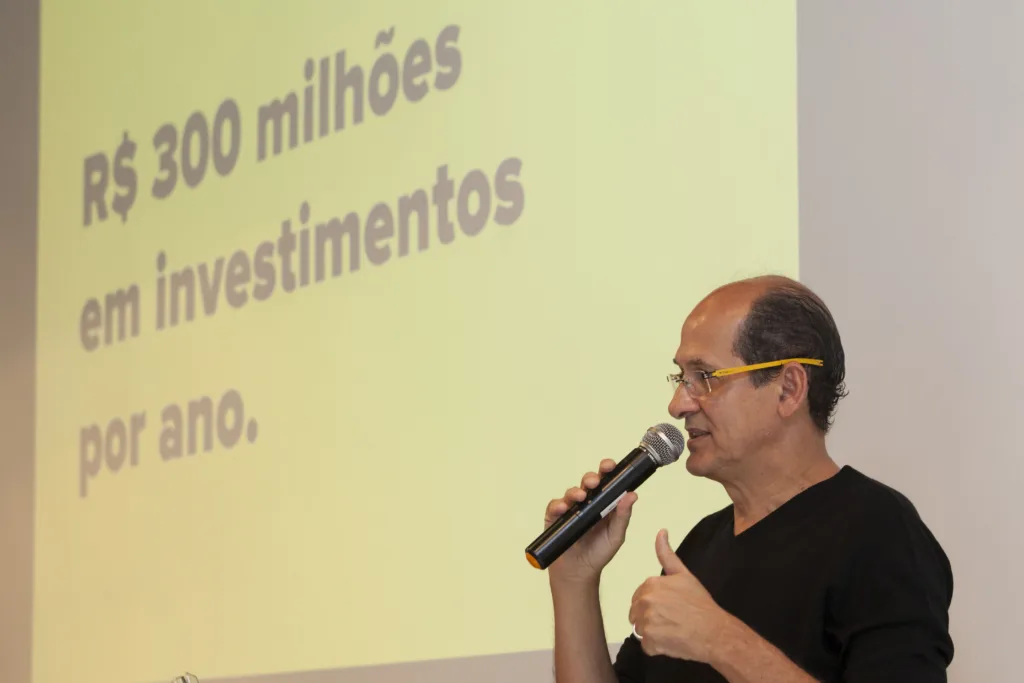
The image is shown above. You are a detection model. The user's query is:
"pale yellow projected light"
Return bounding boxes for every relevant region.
[33,2,797,682]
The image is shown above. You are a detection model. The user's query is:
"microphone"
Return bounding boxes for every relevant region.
[525,423,686,570]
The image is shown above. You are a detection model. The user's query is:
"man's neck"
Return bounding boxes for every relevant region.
[720,435,839,535]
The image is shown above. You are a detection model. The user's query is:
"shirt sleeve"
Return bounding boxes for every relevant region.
[611,631,647,683]
[831,501,955,683]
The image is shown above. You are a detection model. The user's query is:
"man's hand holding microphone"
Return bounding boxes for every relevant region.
[529,423,736,682]
[543,457,639,585]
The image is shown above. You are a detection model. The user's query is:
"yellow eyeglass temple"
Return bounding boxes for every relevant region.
[711,358,823,378]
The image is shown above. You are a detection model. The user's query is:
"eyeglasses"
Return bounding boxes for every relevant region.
[667,358,823,399]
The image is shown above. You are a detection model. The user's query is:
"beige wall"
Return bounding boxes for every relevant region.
[0,1,38,682]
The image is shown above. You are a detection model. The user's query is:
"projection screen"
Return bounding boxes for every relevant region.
[13,2,799,683]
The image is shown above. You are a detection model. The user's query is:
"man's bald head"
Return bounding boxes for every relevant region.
[698,275,820,311]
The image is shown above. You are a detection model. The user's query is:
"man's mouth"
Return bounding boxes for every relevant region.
[686,428,710,441]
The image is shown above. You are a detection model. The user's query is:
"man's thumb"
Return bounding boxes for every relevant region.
[607,491,636,540]
[655,529,685,575]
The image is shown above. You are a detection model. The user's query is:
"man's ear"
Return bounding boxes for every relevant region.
[777,362,809,419]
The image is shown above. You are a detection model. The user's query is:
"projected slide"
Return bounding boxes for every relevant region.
[33,2,797,682]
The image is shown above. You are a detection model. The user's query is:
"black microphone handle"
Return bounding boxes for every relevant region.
[525,446,660,570]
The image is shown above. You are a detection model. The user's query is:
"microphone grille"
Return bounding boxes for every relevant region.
[641,423,686,465]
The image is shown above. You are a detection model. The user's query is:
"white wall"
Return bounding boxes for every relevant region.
[798,2,1024,681]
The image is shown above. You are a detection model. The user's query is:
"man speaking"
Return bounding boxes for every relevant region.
[540,276,954,682]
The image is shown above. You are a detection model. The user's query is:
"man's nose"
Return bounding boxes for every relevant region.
[668,385,700,420]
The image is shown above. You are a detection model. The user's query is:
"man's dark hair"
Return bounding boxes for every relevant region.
[732,281,848,432]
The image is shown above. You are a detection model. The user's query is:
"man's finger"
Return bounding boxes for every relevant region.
[606,491,637,539]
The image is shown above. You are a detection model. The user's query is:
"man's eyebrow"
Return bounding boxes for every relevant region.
[672,357,710,368]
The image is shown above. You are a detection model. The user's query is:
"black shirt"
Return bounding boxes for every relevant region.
[612,465,954,682]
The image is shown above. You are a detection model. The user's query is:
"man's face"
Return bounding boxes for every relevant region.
[668,289,783,481]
